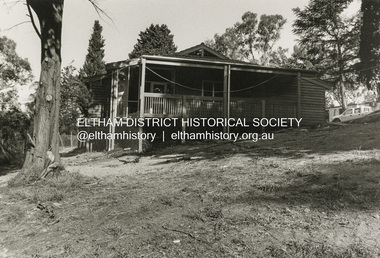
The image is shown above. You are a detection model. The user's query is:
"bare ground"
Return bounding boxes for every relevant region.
[0,121,380,257]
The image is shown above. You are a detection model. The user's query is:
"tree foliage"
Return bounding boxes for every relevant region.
[357,0,380,95]
[129,24,177,59]
[292,0,360,109]
[0,36,32,164]
[256,14,287,65]
[205,25,248,61]
[236,12,259,61]
[0,36,32,86]
[0,107,31,164]
[0,36,33,110]
[81,20,106,77]
[206,12,286,66]
[267,47,292,68]
[60,65,90,134]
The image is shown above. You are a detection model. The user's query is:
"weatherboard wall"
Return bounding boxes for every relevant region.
[86,76,111,118]
[299,76,326,125]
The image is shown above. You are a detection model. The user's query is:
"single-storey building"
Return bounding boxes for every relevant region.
[83,43,330,152]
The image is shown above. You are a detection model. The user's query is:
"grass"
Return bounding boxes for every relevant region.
[0,204,25,223]
[102,223,125,238]
[267,241,374,258]
[0,122,379,257]
[8,187,65,203]
[7,171,90,204]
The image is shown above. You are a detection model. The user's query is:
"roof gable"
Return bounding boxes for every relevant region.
[176,43,229,60]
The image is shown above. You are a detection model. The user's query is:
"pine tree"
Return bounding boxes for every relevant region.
[292,0,360,110]
[81,20,106,77]
[129,24,177,59]
[358,0,380,95]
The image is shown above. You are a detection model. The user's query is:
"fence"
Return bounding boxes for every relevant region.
[144,93,297,119]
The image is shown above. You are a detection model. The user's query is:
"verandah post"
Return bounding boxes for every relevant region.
[108,69,119,151]
[261,99,266,133]
[124,66,131,116]
[138,58,146,153]
[227,65,231,133]
[297,72,301,120]
[222,65,231,133]
[181,95,187,144]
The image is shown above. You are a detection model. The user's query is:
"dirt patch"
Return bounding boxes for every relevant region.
[0,122,379,257]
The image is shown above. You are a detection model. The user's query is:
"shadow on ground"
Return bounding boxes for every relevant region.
[0,159,22,177]
[60,121,380,168]
[147,121,380,163]
[235,158,380,211]
[60,147,87,157]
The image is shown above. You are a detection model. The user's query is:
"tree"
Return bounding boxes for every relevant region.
[0,36,33,163]
[293,0,360,110]
[268,47,292,68]
[357,0,380,98]
[60,65,90,134]
[205,12,286,66]
[205,25,248,61]
[11,0,64,185]
[81,20,106,77]
[287,45,314,69]
[236,11,259,61]
[0,36,33,110]
[255,14,287,65]
[7,0,107,185]
[129,24,177,59]
[0,107,31,164]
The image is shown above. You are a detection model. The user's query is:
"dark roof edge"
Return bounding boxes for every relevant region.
[105,60,133,70]
[82,74,107,83]
[101,55,319,76]
[141,55,318,75]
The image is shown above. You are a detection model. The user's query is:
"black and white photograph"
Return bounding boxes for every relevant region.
[0,0,379,257]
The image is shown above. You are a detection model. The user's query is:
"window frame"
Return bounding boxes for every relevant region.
[201,80,223,97]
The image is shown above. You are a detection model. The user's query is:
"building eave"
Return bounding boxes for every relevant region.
[141,55,318,76]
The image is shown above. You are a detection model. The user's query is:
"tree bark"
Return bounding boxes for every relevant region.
[339,80,347,111]
[12,0,64,185]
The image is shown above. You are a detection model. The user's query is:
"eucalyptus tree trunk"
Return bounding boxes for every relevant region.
[12,0,64,185]
[339,80,347,111]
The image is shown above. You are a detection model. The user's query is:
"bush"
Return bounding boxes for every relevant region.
[0,107,31,164]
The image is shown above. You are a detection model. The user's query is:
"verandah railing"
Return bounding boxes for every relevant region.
[143,93,297,119]
[229,98,297,120]
[144,93,224,118]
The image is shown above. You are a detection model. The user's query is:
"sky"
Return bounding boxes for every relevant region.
[1,0,361,80]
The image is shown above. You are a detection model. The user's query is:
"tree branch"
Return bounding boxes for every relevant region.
[88,0,115,27]
[26,1,41,39]
[1,21,30,31]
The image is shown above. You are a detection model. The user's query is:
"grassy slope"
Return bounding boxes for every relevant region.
[0,121,379,257]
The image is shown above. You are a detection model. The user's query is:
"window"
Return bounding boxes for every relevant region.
[202,81,223,97]
[145,67,175,94]
[152,82,166,93]
[343,109,353,115]
[145,82,175,94]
